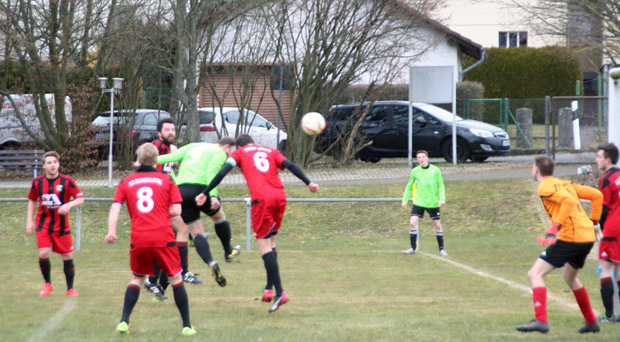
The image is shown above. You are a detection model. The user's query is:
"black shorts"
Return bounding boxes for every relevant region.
[539,240,594,269]
[178,184,221,224]
[411,205,440,220]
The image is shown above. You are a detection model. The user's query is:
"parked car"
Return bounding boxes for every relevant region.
[193,107,287,150]
[315,101,510,163]
[90,109,171,156]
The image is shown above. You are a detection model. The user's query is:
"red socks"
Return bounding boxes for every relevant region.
[573,286,596,324]
[532,286,547,323]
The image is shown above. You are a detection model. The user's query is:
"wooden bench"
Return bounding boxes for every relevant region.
[0,149,45,177]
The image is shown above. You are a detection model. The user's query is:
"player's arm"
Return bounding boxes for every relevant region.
[204,151,228,197]
[401,170,416,207]
[57,196,84,215]
[105,202,123,244]
[157,142,193,165]
[600,205,608,231]
[572,183,603,222]
[281,160,319,192]
[436,168,446,206]
[26,199,37,235]
[196,158,236,205]
[169,203,181,218]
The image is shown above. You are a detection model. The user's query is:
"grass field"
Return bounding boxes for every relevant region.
[1,176,618,341]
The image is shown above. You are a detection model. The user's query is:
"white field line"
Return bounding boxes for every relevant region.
[420,252,579,311]
[29,300,77,342]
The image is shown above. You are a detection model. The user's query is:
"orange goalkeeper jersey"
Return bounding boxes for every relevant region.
[538,177,603,243]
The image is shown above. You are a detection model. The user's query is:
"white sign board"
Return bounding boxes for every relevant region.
[409,66,454,103]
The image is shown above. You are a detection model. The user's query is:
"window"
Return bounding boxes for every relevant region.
[365,105,388,124]
[498,31,527,47]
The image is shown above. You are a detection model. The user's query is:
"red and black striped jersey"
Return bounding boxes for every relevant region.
[28,174,83,235]
[152,139,173,174]
[599,167,620,237]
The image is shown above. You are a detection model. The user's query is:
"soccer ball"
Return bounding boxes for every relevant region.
[301,112,326,135]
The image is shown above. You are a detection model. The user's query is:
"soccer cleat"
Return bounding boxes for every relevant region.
[145,282,168,301]
[209,261,226,287]
[261,289,274,302]
[66,288,79,297]
[116,322,129,334]
[578,321,600,333]
[268,291,289,313]
[226,245,242,262]
[439,249,449,256]
[39,283,53,297]
[401,248,416,255]
[182,326,197,336]
[597,314,619,323]
[516,319,549,333]
[183,272,204,284]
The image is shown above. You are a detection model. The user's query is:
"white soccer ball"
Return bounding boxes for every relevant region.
[301,112,326,135]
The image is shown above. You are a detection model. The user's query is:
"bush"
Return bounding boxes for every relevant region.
[457,81,484,120]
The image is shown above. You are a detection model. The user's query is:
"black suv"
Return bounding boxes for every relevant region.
[315,101,510,162]
[91,109,171,155]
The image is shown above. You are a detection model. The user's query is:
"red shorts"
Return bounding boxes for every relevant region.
[599,238,620,263]
[130,245,182,278]
[251,197,287,239]
[36,231,74,254]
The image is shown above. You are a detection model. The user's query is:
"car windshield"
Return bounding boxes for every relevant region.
[415,104,463,122]
[92,116,131,126]
[225,110,269,128]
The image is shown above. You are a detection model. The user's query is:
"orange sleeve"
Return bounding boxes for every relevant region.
[571,183,603,221]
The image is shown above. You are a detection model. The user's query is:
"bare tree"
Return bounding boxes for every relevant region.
[502,0,618,65]
[0,0,112,152]
[259,0,440,166]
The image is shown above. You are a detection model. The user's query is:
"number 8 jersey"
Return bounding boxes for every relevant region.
[113,165,183,247]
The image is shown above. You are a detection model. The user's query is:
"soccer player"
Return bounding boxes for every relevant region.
[27,151,84,297]
[595,142,620,322]
[146,118,203,303]
[158,138,241,287]
[401,150,447,256]
[105,143,196,336]
[195,134,320,312]
[516,156,602,334]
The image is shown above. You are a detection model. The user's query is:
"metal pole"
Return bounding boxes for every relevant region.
[108,91,115,187]
[76,206,82,251]
[245,198,252,251]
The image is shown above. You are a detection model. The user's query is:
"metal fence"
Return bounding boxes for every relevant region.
[4,197,402,252]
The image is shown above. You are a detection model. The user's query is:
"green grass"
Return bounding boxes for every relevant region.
[0,178,617,341]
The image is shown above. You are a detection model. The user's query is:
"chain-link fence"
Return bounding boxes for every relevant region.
[466,96,608,152]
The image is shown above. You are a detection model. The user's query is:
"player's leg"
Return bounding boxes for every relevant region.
[55,234,78,296]
[117,275,146,334]
[145,262,168,301]
[599,259,615,321]
[262,233,279,302]
[159,245,195,336]
[429,208,446,255]
[563,264,599,333]
[402,206,422,255]
[516,258,555,333]
[171,216,202,284]
[36,232,54,296]
[210,208,241,262]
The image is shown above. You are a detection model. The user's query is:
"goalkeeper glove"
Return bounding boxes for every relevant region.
[537,222,560,246]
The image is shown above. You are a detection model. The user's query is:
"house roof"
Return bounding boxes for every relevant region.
[394,1,483,60]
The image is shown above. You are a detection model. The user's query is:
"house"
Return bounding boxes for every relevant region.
[432,0,604,94]
[198,1,486,129]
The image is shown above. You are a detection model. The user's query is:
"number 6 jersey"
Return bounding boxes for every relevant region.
[113,165,183,247]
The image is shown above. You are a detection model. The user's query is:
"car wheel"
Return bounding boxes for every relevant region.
[471,156,489,163]
[441,139,470,163]
[278,140,287,153]
[360,156,382,163]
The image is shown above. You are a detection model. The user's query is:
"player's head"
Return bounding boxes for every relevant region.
[42,151,60,178]
[218,136,236,155]
[533,155,554,179]
[157,118,176,144]
[416,150,429,167]
[136,143,159,167]
[235,134,254,148]
[597,142,619,171]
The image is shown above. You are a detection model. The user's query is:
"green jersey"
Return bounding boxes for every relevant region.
[157,142,227,197]
[401,164,445,208]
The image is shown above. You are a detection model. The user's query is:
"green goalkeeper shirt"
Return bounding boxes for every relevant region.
[401,164,445,208]
[157,142,227,197]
